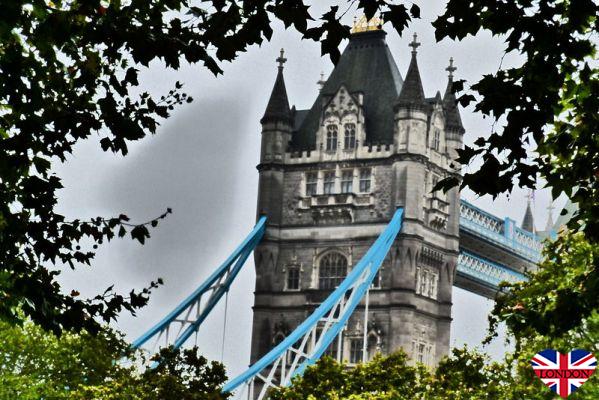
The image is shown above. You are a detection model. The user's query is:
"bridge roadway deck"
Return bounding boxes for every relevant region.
[456,200,542,298]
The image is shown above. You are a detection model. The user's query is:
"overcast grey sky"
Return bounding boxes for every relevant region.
[53,0,563,382]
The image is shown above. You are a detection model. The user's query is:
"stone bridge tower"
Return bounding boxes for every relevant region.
[251,27,464,367]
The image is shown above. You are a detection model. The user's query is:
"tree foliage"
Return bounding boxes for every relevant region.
[486,230,599,399]
[2,0,596,335]
[270,347,598,399]
[490,231,599,341]
[0,0,420,333]
[432,0,599,241]
[0,319,230,399]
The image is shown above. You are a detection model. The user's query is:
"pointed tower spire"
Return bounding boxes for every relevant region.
[396,33,425,108]
[261,48,291,124]
[443,57,465,133]
[521,192,536,233]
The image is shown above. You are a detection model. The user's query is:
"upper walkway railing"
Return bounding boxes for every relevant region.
[459,200,544,262]
[457,250,527,289]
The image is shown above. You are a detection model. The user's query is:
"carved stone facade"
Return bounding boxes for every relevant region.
[251,29,464,368]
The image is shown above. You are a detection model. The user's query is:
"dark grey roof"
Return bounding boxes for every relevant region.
[261,68,291,124]
[443,78,464,132]
[293,109,309,131]
[521,200,535,233]
[395,52,425,107]
[292,30,403,149]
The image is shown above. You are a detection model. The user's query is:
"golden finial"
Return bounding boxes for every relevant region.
[351,15,384,33]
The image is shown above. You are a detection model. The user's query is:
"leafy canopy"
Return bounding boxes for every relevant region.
[489,231,599,353]
[433,0,599,241]
[486,230,599,399]
[0,319,230,400]
[2,0,597,336]
[0,0,419,333]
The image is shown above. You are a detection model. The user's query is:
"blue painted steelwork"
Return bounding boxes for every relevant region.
[223,208,403,398]
[459,200,543,262]
[131,216,267,352]
[457,249,527,289]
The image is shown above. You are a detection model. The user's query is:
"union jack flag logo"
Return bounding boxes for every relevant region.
[531,349,596,398]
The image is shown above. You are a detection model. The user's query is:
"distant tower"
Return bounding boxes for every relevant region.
[251,25,465,370]
[521,192,535,233]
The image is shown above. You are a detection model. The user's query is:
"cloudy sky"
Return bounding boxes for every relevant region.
[53,0,563,386]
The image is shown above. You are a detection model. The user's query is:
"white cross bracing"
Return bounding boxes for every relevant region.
[131,217,266,361]
[248,268,370,400]
[141,274,229,355]
[223,209,404,400]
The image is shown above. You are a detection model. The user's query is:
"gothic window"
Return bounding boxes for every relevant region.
[286,265,300,290]
[323,171,335,195]
[432,128,441,151]
[305,172,317,196]
[326,124,338,151]
[411,339,434,366]
[359,169,372,193]
[349,338,363,364]
[415,266,439,299]
[344,123,356,149]
[411,327,435,366]
[319,252,348,289]
[340,170,353,193]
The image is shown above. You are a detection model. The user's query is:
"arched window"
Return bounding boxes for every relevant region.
[326,124,338,151]
[344,123,356,149]
[319,252,348,289]
[432,128,441,151]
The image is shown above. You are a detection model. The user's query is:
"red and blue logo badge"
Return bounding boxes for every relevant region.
[531,349,596,398]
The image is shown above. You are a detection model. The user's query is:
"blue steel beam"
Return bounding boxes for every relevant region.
[223,208,403,398]
[131,216,267,352]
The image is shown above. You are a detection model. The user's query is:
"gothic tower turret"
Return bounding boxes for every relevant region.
[251,25,464,376]
[257,49,292,225]
[442,58,465,240]
[443,57,465,164]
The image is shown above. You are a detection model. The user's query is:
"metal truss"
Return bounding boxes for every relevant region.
[223,208,404,399]
[131,216,267,356]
